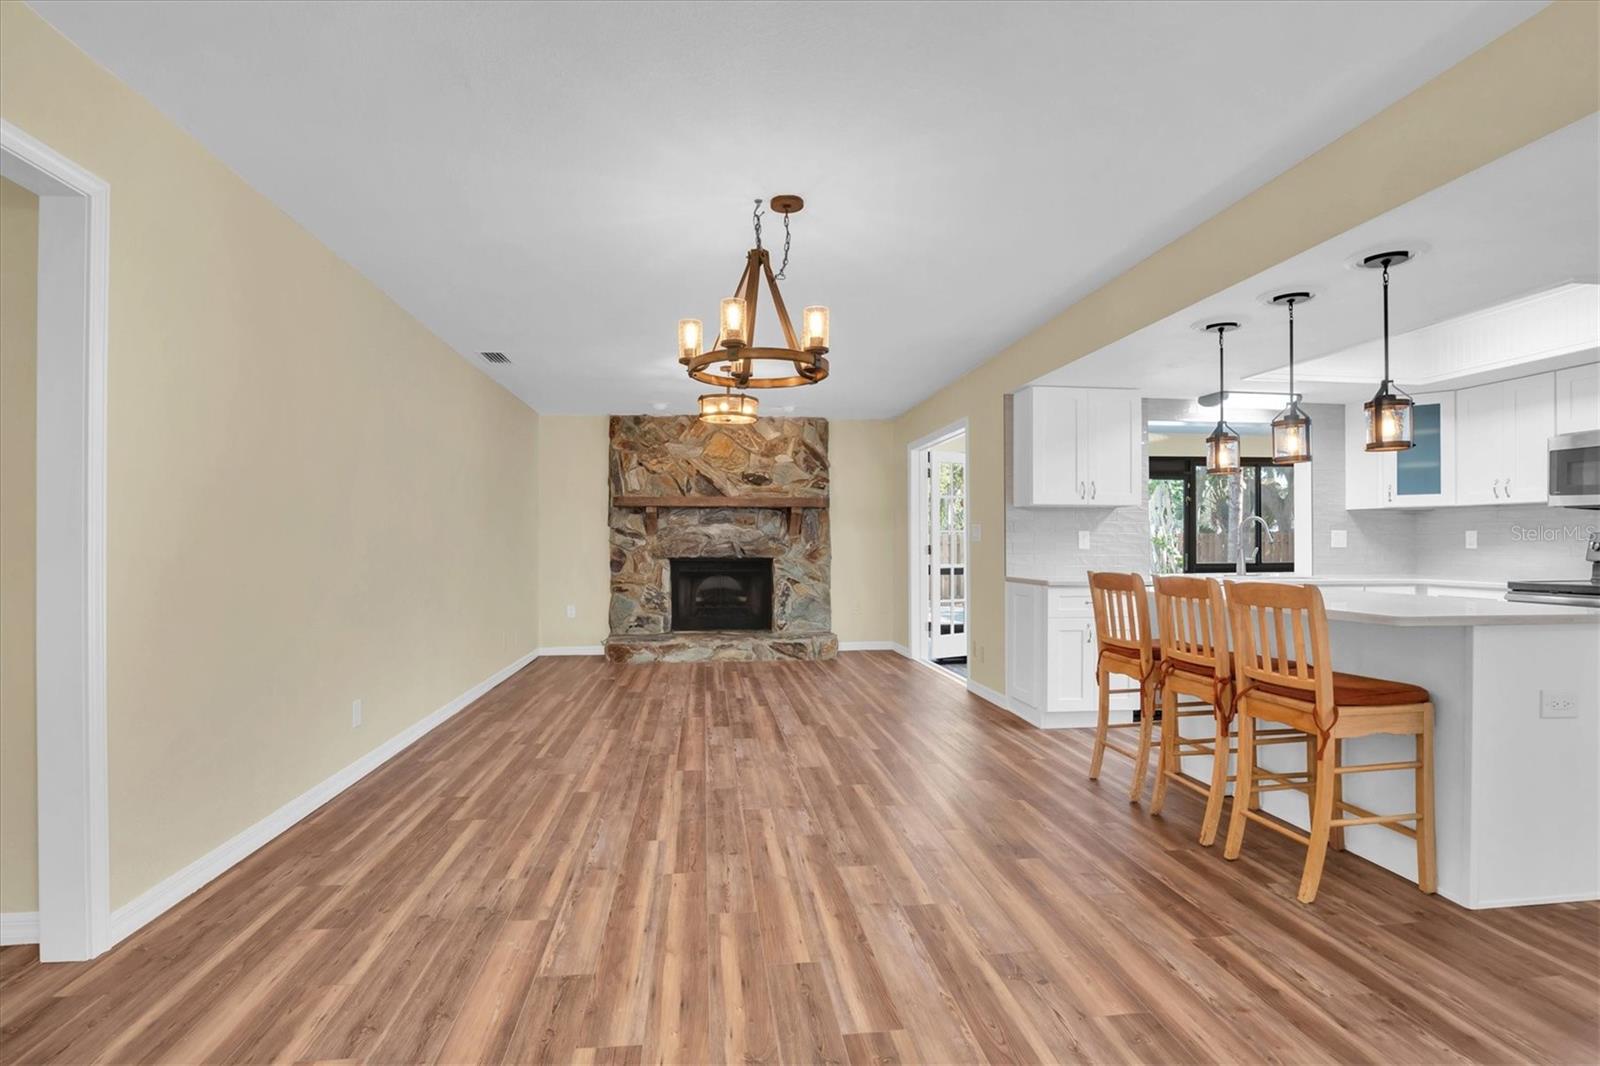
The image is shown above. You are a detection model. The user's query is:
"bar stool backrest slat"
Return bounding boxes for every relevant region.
[1154,575,1229,681]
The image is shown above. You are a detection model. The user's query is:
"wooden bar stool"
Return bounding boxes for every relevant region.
[1222,581,1437,904]
[1148,575,1237,845]
[1087,571,1160,802]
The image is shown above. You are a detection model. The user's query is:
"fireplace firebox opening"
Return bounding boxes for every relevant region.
[671,558,774,632]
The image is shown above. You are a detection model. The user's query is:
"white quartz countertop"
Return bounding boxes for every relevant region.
[1318,588,1598,626]
[1005,574,1504,590]
[1004,575,1598,625]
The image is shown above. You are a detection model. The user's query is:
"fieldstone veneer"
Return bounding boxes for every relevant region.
[605,415,837,663]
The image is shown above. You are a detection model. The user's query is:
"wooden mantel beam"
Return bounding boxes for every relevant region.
[611,495,827,510]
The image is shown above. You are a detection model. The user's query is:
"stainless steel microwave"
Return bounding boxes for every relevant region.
[1549,429,1600,508]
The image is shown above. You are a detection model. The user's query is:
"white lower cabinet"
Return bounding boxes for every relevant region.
[1046,615,1095,715]
[1006,582,1108,725]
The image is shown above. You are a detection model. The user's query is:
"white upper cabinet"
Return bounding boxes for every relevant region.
[1012,387,1141,507]
[1555,363,1600,435]
[1455,372,1555,505]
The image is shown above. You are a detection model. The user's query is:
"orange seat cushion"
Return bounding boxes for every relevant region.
[1253,670,1429,708]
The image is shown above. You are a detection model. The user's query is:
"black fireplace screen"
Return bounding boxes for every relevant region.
[671,558,773,632]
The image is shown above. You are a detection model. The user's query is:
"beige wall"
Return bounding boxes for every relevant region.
[890,1,1600,693]
[1,4,541,908]
[536,415,609,648]
[534,415,901,649]
[1,176,39,913]
[828,420,899,645]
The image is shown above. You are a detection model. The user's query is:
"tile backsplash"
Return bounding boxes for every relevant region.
[1005,396,1597,584]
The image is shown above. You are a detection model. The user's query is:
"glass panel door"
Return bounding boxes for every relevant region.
[930,451,967,661]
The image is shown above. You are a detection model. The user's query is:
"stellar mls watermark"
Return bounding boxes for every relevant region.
[1510,522,1599,542]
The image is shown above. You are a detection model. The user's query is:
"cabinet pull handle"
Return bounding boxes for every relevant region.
[1078,481,1085,499]
[1492,479,1500,499]
[1090,481,1096,499]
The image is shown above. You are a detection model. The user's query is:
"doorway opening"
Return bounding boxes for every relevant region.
[909,423,968,680]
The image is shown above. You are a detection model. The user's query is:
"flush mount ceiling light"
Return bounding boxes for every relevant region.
[697,386,759,425]
[679,197,830,406]
[1361,250,1415,452]
[1203,322,1242,476]
[1269,291,1313,464]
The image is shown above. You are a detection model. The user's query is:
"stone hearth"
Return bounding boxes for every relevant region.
[605,415,835,663]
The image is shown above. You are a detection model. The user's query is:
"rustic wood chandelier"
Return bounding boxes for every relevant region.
[680,196,830,422]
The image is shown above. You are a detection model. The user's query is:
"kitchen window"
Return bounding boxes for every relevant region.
[1148,457,1294,574]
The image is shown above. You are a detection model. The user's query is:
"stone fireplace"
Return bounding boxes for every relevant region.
[605,415,837,663]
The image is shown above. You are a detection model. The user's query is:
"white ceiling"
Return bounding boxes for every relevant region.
[32,0,1546,417]
[1033,114,1599,410]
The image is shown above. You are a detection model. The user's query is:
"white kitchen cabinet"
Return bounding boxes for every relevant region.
[1456,373,1555,505]
[1013,387,1141,507]
[1344,405,1384,511]
[1045,615,1096,715]
[1004,583,1045,711]
[1554,363,1599,435]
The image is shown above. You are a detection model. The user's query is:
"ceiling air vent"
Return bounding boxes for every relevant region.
[480,351,511,365]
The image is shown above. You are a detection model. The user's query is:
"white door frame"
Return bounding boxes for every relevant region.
[906,418,969,664]
[927,448,968,661]
[1,120,112,961]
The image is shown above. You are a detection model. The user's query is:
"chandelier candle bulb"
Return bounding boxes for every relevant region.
[802,306,830,353]
[719,297,748,349]
[678,318,703,364]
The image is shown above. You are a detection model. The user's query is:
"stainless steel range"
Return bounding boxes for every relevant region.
[1506,531,1600,607]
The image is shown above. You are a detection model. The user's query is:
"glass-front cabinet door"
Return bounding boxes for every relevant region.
[1381,392,1455,507]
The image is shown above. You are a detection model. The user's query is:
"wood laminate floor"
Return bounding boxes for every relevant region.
[2,652,1596,1065]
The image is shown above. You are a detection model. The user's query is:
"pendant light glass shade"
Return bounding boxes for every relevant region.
[678,318,703,365]
[698,390,758,425]
[1206,425,1241,475]
[1269,292,1313,464]
[1203,321,1242,476]
[1364,383,1414,451]
[1361,251,1414,452]
[801,306,830,353]
[719,296,748,349]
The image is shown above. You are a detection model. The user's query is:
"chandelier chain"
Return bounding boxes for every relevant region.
[749,198,792,280]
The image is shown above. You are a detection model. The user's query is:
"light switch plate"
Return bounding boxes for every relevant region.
[566,604,577,619]
[971,523,982,543]
[1078,530,1092,550]
[1330,529,1348,549]
[1465,530,1478,550]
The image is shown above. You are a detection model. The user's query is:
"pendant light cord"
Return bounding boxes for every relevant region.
[1381,260,1391,383]
[1287,298,1295,399]
[1217,326,1226,425]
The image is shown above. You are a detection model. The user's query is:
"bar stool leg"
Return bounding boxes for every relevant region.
[1129,678,1157,803]
[1297,738,1339,904]
[1223,713,1255,860]
[1329,739,1346,852]
[1149,683,1176,815]
[1198,712,1229,847]
[1417,704,1437,894]
[1089,666,1110,780]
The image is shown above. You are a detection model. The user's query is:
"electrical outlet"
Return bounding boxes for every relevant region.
[1540,690,1577,719]
[351,699,363,728]
[1464,530,1478,550]
[1077,530,1092,550]
[566,604,576,619]
[1330,529,1348,549]
[971,523,982,543]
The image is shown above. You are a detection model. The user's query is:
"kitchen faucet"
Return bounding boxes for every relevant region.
[1238,513,1275,576]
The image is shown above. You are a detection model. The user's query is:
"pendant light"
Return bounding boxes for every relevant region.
[1269,292,1313,464]
[1204,322,1241,475]
[1361,250,1415,452]
[697,384,758,425]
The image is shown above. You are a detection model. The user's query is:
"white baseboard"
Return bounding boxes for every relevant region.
[536,645,604,656]
[1469,890,1600,910]
[108,648,539,947]
[839,641,899,652]
[0,911,40,946]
